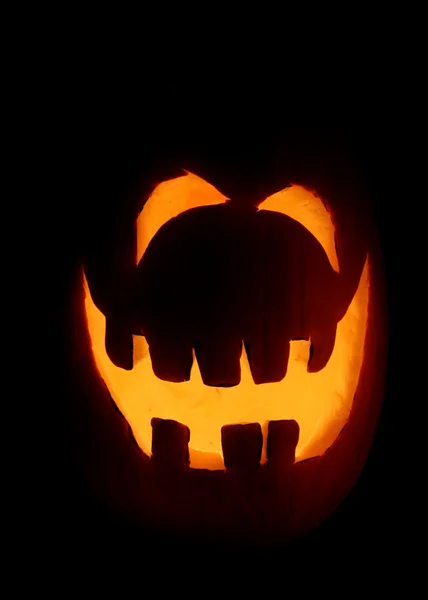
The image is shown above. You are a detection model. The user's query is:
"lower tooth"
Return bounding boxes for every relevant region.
[266,420,300,468]
[221,423,263,471]
[151,418,190,468]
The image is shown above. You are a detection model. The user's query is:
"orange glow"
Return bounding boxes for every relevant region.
[83,174,369,470]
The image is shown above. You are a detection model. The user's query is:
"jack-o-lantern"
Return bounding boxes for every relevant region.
[66,128,388,549]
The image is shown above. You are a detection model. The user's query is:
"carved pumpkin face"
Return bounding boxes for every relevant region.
[84,175,369,470]
[67,130,387,548]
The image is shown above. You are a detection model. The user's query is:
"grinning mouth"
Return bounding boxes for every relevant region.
[83,257,369,470]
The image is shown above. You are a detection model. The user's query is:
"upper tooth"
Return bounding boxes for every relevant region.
[145,332,193,383]
[307,324,337,373]
[105,316,133,370]
[195,335,242,387]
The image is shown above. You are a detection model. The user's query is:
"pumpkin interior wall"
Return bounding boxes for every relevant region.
[84,174,369,469]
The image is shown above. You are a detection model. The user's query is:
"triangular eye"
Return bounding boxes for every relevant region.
[136,172,227,265]
[259,186,339,273]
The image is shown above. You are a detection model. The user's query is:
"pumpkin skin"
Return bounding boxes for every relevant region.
[65,128,388,549]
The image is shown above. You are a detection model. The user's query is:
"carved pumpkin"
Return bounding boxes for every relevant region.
[65,128,388,549]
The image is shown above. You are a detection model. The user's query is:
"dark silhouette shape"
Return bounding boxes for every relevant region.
[81,129,369,381]
[129,203,343,386]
